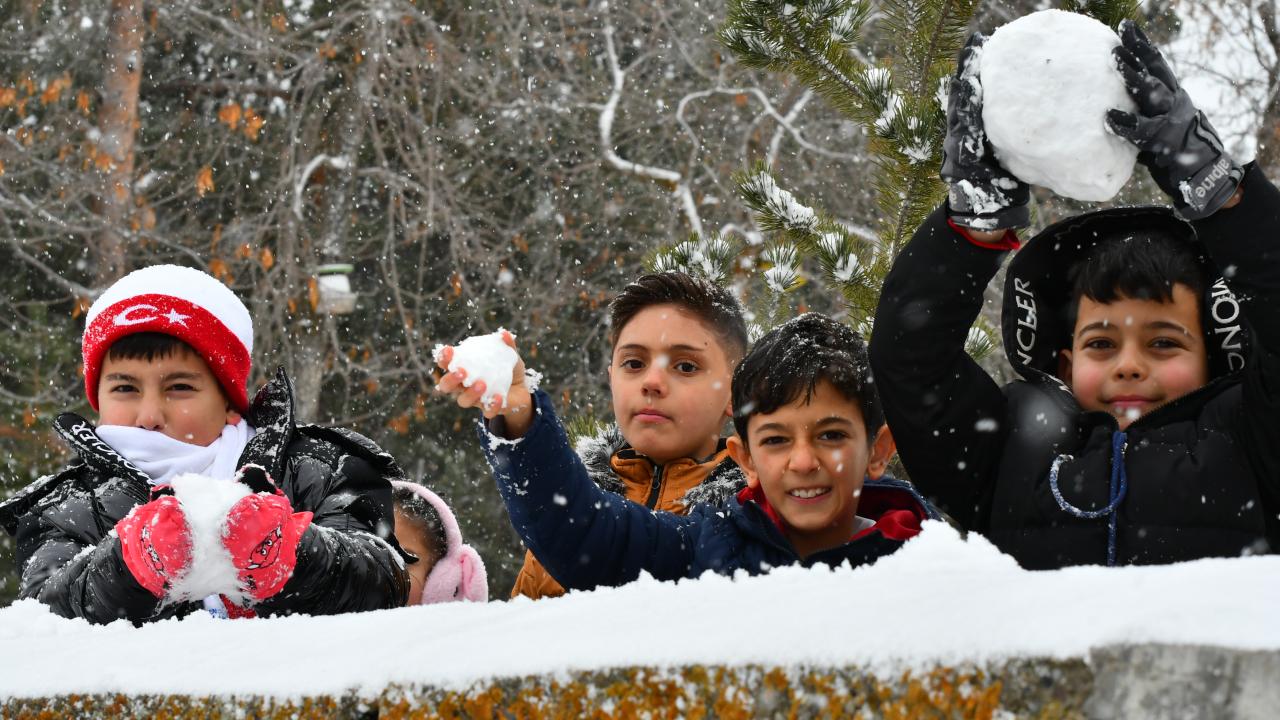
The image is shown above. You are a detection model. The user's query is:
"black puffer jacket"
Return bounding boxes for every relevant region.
[871,164,1280,569]
[0,368,410,624]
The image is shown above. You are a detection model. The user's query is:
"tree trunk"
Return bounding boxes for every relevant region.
[1253,3,1280,179]
[94,0,145,286]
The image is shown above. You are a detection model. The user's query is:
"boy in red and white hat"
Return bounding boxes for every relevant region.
[0,265,409,624]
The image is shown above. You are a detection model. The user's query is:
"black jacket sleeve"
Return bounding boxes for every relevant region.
[1190,163,1280,541]
[258,434,408,615]
[869,205,1011,527]
[480,390,704,590]
[13,473,160,624]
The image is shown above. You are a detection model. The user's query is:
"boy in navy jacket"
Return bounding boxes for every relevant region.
[437,313,936,589]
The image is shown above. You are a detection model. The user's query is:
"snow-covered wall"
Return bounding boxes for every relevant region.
[2,524,1276,717]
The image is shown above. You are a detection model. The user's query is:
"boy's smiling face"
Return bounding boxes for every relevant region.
[728,380,894,559]
[608,303,735,464]
[1061,284,1209,429]
[97,346,241,446]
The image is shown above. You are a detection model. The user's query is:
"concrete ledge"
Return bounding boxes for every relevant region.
[6,644,1271,719]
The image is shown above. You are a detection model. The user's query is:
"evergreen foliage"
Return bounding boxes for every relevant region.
[710,0,1143,354]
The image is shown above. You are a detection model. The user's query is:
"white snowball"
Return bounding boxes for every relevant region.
[435,329,519,408]
[981,10,1138,202]
[167,473,251,604]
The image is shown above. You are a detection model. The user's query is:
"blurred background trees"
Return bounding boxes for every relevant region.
[0,0,1265,603]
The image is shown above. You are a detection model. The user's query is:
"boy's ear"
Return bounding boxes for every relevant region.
[865,425,896,480]
[1057,349,1074,387]
[725,434,759,489]
[226,407,243,426]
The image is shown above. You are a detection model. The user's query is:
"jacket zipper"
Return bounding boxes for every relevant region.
[644,464,664,509]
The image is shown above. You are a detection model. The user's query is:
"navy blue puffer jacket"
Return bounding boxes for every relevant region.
[481,391,939,591]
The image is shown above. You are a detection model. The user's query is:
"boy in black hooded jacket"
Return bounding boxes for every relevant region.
[0,265,409,624]
[870,22,1280,568]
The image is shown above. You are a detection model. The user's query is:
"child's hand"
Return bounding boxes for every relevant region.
[435,330,536,438]
[941,31,1030,231]
[222,478,312,602]
[1106,20,1242,219]
[116,493,193,598]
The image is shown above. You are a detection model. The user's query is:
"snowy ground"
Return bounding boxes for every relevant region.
[1,522,1276,700]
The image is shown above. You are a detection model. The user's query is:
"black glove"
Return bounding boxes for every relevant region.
[1107,20,1242,220]
[941,31,1030,231]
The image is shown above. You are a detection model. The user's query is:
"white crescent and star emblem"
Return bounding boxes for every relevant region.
[111,304,191,327]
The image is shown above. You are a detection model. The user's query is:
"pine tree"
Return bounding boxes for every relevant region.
[691,0,1141,349]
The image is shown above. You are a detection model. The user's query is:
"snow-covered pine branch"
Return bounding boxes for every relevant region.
[738,168,819,234]
[649,234,742,286]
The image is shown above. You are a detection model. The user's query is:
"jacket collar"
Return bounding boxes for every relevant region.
[241,366,297,483]
[573,422,744,503]
[733,476,934,548]
[53,413,151,489]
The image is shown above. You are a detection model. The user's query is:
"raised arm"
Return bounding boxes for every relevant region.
[871,209,1011,527]
[869,32,1022,527]
[1191,166,1280,541]
[480,390,702,590]
[1108,20,1280,538]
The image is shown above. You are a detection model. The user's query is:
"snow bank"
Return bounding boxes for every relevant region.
[1,522,1276,700]
[982,10,1138,201]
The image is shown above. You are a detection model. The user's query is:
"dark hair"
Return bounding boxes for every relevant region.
[1067,231,1206,329]
[393,485,448,562]
[105,332,199,363]
[731,313,883,444]
[608,272,749,361]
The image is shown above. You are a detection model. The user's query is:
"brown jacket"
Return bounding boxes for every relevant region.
[510,427,742,600]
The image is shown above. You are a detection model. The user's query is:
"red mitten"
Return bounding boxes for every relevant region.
[222,490,313,601]
[116,494,193,598]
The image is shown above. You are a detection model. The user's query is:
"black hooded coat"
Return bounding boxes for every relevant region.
[0,368,410,624]
[870,164,1280,569]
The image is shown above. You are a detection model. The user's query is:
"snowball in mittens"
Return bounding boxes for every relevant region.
[981,10,1139,202]
[435,330,520,408]
[165,473,252,604]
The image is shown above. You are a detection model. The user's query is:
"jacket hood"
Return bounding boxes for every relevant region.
[390,480,488,604]
[1002,206,1249,382]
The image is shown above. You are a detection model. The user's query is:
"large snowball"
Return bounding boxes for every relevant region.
[981,10,1138,202]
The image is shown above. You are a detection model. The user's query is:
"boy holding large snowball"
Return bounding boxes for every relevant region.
[439,311,936,588]
[437,272,750,598]
[870,18,1280,568]
[0,265,409,623]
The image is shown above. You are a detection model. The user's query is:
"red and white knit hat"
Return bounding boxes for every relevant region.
[83,265,253,413]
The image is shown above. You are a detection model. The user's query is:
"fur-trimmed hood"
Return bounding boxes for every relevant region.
[571,424,746,508]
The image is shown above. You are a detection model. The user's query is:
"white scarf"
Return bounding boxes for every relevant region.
[96,420,255,485]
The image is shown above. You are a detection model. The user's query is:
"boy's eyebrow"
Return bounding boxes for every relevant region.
[102,372,139,383]
[1144,320,1194,335]
[162,371,205,382]
[1077,320,1193,336]
[616,343,708,354]
[753,416,855,434]
[753,421,790,434]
